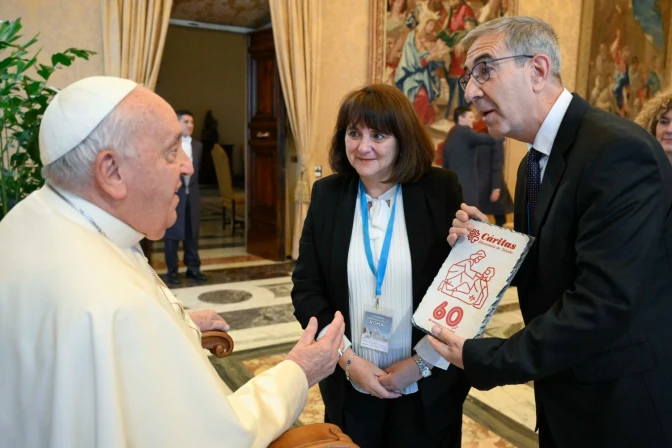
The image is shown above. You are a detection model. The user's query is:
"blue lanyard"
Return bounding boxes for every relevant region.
[359,181,400,308]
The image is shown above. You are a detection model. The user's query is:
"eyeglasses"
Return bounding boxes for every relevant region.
[459,55,534,90]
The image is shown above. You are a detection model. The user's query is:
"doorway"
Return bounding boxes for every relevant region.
[152,24,249,273]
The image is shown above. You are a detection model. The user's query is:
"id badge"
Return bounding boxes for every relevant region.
[360,306,394,353]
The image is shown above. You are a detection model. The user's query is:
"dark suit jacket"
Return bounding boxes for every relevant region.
[164,139,202,241]
[292,167,470,429]
[463,94,672,447]
[476,140,513,216]
[442,125,500,207]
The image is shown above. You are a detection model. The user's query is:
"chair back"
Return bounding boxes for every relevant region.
[212,144,235,201]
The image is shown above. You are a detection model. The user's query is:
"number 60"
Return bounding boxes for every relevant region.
[432,301,464,327]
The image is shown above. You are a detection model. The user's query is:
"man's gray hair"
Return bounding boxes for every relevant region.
[42,108,137,191]
[462,16,562,82]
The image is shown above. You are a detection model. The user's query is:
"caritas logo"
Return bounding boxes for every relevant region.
[467,229,480,243]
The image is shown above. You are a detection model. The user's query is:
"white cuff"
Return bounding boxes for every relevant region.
[316,323,351,351]
[414,335,450,370]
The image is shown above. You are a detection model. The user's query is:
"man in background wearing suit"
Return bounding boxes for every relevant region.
[473,118,513,226]
[442,106,500,207]
[431,16,672,447]
[164,110,206,285]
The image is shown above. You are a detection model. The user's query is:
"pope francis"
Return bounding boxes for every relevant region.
[0,76,345,448]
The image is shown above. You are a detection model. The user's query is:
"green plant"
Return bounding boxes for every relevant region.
[0,18,95,220]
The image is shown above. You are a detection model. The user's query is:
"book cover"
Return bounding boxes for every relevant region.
[412,220,534,339]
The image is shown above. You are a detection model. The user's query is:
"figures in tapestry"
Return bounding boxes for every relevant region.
[383,0,513,130]
[586,0,670,120]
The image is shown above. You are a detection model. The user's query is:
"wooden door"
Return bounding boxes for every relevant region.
[246,28,286,261]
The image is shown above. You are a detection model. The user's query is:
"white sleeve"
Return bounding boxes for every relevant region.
[414,335,451,370]
[111,297,309,448]
[317,323,352,351]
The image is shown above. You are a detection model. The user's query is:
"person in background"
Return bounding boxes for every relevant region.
[635,88,672,165]
[163,110,206,285]
[292,84,470,448]
[473,115,514,226]
[442,106,501,207]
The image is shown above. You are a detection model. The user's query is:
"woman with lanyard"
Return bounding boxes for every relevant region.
[292,84,470,447]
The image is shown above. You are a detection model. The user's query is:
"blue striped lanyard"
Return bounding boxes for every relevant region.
[359,181,400,309]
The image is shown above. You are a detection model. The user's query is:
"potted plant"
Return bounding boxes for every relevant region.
[0,18,95,220]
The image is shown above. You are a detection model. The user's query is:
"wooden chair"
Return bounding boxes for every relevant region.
[201,331,358,447]
[201,330,235,358]
[212,144,245,234]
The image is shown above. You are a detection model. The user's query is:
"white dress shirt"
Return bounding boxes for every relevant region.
[182,135,193,193]
[182,135,193,162]
[528,88,573,182]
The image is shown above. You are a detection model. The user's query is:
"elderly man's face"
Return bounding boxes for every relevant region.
[119,88,194,240]
[462,32,533,139]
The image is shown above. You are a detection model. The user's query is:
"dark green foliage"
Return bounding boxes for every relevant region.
[0,18,96,219]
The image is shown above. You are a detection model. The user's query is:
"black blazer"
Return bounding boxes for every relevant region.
[476,140,513,216]
[164,139,202,241]
[463,94,672,447]
[442,124,499,207]
[292,167,470,428]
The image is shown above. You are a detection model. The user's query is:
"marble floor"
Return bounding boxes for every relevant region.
[171,258,538,447]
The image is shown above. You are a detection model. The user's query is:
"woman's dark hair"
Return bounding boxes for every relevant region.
[329,84,435,184]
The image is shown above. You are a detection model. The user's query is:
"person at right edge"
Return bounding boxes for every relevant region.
[431,16,672,448]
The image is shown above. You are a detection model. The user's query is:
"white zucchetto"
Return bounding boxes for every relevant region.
[39,76,138,165]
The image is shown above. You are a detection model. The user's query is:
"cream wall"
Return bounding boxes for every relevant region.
[312,0,372,182]
[1,0,105,88]
[155,25,247,176]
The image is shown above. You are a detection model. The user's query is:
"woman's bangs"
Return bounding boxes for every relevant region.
[344,93,396,135]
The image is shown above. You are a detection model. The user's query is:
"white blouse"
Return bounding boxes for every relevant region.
[347,185,417,394]
[316,184,450,395]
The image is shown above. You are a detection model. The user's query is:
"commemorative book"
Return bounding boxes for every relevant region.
[412,220,534,339]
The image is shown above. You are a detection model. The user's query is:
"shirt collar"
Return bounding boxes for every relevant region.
[365,184,398,203]
[182,135,192,143]
[46,184,145,249]
[528,88,573,157]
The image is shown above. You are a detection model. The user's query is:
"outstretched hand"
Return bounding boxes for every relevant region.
[286,312,345,387]
[189,310,230,332]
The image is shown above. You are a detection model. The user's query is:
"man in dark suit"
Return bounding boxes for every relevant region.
[430,17,672,447]
[442,106,501,207]
[163,110,206,285]
[474,133,513,226]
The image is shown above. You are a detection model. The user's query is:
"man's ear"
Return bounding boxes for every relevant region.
[530,54,552,92]
[94,150,128,200]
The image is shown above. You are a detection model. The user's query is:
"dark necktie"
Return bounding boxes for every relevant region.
[526,148,542,223]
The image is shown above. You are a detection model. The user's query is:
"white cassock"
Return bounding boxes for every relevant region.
[0,186,308,448]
